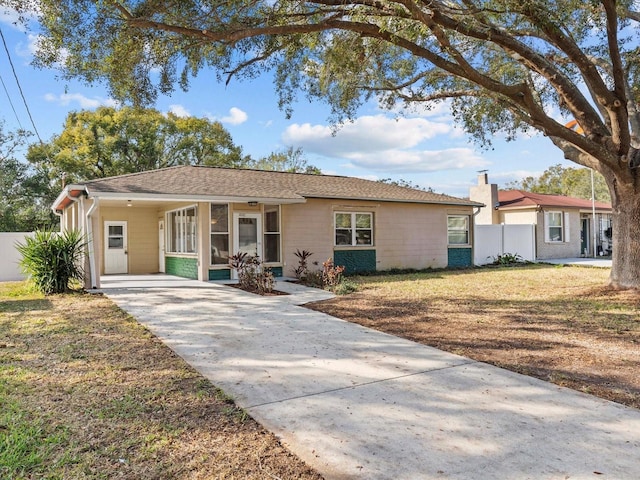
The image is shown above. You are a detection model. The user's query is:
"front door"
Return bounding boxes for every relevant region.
[233,213,262,258]
[104,221,128,274]
[581,218,589,256]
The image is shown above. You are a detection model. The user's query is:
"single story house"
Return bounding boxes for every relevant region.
[52,166,481,288]
[470,173,612,260]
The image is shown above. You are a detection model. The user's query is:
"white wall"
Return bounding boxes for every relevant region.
[0,232,33,282]
[474,224,536,265]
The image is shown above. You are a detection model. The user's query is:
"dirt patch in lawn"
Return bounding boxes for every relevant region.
[306,264,640,409]
[0,282,322,479]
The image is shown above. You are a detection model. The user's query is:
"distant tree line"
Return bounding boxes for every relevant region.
[0,107,320,232]
[506,164,611,203]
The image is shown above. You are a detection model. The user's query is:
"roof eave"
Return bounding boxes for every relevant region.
[51,185,88,212]
[303,194,481,207]
[85,190,307,205]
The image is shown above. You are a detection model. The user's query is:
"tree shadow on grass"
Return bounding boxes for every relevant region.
[0,298,53,313]
[307,292,640,408]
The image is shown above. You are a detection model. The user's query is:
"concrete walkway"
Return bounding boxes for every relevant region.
[101,275,640,480]
[541,257,612,268]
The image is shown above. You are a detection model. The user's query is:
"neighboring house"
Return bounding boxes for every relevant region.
[470,173,613,260]
[52,166,481,288]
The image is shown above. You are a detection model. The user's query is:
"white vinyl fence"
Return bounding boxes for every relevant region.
[474,224,536,265]
[0,232,33,282]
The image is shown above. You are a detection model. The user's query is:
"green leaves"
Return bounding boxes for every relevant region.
[0,123,56,232]
[507,164,611,202]
[16,230,86,295]
[27,106,249,184]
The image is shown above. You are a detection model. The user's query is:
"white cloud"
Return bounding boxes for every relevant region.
[283,114,486,173]
[0,7,37,32]
[220,107,248,125]
[283,115,452,157]
[15,33,40,57]
[488,170,543,186]
[44,93,118,109]
[168,104,190,117]
[346,148,489,173]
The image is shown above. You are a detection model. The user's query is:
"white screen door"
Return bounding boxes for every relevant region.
[104,221,128,274]
[158,220,165,273]
[233,213,262,258]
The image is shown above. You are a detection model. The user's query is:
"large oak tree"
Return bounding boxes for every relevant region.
[6,0,640,287]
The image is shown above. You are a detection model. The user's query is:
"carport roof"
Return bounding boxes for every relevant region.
[53,165,481,211]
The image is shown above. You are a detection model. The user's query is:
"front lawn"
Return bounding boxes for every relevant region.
[307,264,640,409]
[0,282,322,480]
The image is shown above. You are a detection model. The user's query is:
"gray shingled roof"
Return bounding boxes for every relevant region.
[79,166,478,206]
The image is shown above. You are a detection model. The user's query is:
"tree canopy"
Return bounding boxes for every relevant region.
[0,123,57,231]
[506,164,611,203]
[7,0,640,286]
[250,146,321,174]
[27,106,249,184]
[13,1,640,168]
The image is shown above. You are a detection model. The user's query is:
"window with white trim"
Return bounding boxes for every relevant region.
[545,211,564,242]
[210,204,229,265]
[263,205,281,263]
[447,215,470,245]
[335,212,373,246]
[167,206,197,254]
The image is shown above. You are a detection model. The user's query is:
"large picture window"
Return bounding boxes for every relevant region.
[335,212,373,246]
[546,211,564,242]
[263,205,281,263]
[210,204,229,265]
[167,206,197,254]
[447,215,470,245]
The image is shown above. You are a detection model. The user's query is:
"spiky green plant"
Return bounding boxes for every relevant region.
[17,230,86,294]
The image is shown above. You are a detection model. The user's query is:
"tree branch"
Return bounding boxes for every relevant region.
[603,0,631,157]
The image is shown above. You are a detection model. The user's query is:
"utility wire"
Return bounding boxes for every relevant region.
[0,25,43,143]
[0,70,24,129]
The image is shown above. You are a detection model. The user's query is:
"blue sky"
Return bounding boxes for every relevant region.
[0,7,574,198]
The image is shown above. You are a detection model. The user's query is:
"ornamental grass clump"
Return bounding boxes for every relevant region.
[17,230,86,295]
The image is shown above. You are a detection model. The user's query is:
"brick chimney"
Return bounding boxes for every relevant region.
[469,172,500,224]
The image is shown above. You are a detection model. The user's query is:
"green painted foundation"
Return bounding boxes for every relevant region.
[334,249,377,274]
[208,267,282,281]
[209,269,231,280]
[447,247,473,268]
[270,266,283,277]
[165,256,198,279]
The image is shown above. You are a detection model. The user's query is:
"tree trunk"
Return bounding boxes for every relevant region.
[609,186,640,289]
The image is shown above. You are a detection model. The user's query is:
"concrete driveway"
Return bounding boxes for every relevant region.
[101,275,640,480]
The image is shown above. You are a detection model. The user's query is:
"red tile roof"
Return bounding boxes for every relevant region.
[498,190,611,211]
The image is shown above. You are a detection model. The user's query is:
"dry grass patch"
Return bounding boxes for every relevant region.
[307,264,640,409]
[0,282,322,480]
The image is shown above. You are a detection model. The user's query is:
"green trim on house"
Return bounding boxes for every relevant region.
[208,269,231,281]
[334,249,376,274]
[447,247,473,268]
[269,266,283,277]
[165,256,198,279]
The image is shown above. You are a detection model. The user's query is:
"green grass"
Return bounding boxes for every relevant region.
[313,264,640,408]
[0,281,322,479]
